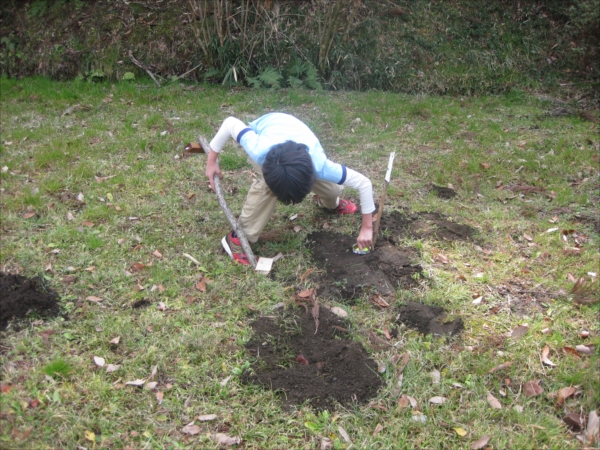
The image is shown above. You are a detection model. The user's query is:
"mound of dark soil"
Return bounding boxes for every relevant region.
[307,232,421,300]
[0,273,60,330]
[380,209,476,243]
[242,307,383,410]
[431,184,457,199]
[306,210,476,301]
[396,302,463,336]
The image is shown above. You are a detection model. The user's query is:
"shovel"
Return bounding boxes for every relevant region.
[353,151,395,255]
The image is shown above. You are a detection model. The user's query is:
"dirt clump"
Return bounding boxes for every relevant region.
[431,184,457,199]
[396,301,463,336]
[0,273,60,330]
[242,306,383,410]
[307,232,422,300]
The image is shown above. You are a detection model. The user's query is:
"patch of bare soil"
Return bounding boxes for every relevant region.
[431,184,457,199]
[306,211,476,301]
[395,302,463,336]
[0,273,60,330]
[242,307,383,410]
[379,209,476,243]
[307,232,421,300]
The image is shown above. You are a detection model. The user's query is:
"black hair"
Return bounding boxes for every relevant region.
[262,141,316,205]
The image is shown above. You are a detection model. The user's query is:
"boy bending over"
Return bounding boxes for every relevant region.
[206,112,375,265]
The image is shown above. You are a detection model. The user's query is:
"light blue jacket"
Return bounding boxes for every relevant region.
[237,113,347,185]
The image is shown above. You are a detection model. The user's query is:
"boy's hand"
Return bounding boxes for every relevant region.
[357,213,373,250]
[205,149,223,191]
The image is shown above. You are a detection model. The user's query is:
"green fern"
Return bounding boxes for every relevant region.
[258,67,282,89]
[303,65,322,90]
[287,76,304,89]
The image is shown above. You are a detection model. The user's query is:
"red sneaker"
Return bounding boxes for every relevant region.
[221,231,250,265]
[334,199,357,215]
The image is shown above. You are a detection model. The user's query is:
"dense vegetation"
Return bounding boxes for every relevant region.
[1,0,598,100]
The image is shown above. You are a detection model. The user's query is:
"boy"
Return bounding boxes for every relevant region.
[206,112,375,265]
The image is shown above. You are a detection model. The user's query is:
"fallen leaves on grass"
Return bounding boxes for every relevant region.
[541,345,557,367]
[430,369,440,384]
[93,356,105,367]
[488,361,513,373]
[338,426,351,443]
[106,364,120,373]
[524,380,544,397]
[556,386,576,404]
[213,433,241,446]
[369,294,390,308]
[576,344,594,355]
[487,393,502,409]
[152,250,163,258]
[373,423,383,436]
[429,396,446,405]
[110,336,120,345]
[471,435,490,449]
[195,279,207,292]
[577,410,599,446]
[511,325,529,338]
[563,413,586,430]
[330,306,347,318]
[156,391,164,405]
[86,296,103,302]
[198,414,217,422]
[454,427,467,437]
[312,295,320,334]
[182,423,201,435]
[571,277,600,304]
[433,253,449,264]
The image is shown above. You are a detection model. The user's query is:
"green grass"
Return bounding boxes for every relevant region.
[0,77,598,449]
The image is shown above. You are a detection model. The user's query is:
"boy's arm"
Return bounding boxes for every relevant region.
[206,117,248,191]
[343,168,375,250]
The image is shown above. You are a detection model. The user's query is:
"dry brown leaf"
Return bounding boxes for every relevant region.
[130,263,146,272]
[23,212,36,219]
[524,380,544,397]
[523,233,533,242]
[557,386,576,404]
[126,379,146,387]
[382,326,392,340]
[430,369,441,384]
[487,393,502,409]
[563,413,586,430]
[511,325,529,338]
[429,396,447,405]
[370,294,390,308]
[373,423,383,436]
[93,356,106,367]
[182,423,201,435]
[434,253,449,264]
[393,353,410,373]
[488,361,513,373]
[156,391,164,404]
[338,426,351,443]
[198,414,217,422]
[196,280,207,292]
[110,336,120,345]
[583,410,599,444]
[82,221,95,227]
[320,437,333,450]
[213,433,241,446]
[471,435,491,449]
[152,250,163,258]
[541,345,557,367]
[300,267,314,282]
[297,288,315,298]
[563,346,581,359]
[86,296,103,302]
[398,394,410,409]
[105,364,120,373]
[312,295,320,334]
[293,225,302,232]
[576,345,593,355]
[330,306,347,318]
[480,162,491,170]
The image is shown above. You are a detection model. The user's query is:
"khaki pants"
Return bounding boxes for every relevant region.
[239,161,342,242]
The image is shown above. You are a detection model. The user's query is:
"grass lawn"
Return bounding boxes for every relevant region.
[0,77,598,449]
